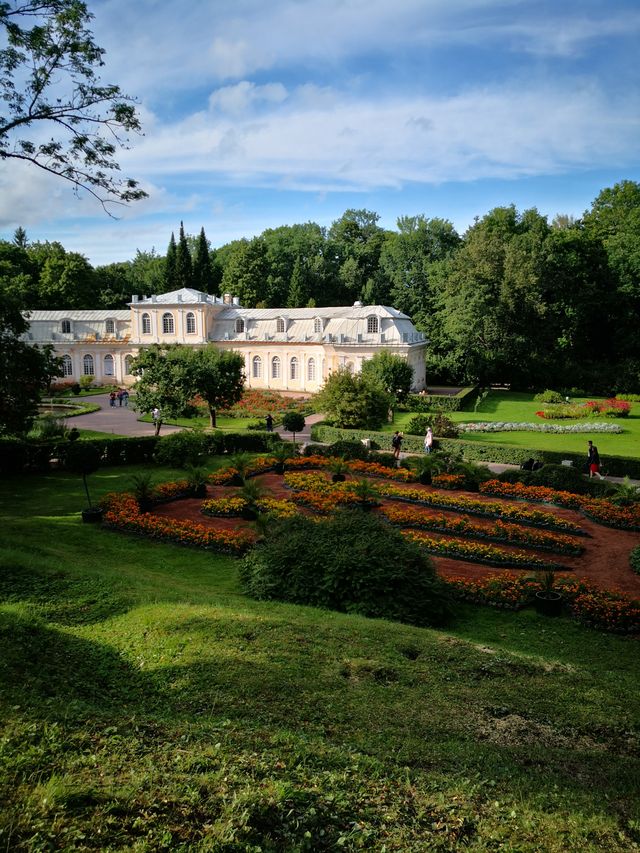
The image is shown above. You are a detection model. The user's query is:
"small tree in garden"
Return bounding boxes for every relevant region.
[315,368,391,429]
[282,411,305,446]
[65,442,101,517]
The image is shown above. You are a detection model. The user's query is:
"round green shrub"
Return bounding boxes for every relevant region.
[530,464,591,494]
[240,509,453,627]
[153,431,210,468]
[406,413,458,438]
[328,440,370,460]
[534,389,564,404]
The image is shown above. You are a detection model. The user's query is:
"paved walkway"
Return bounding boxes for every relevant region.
[70,394,182,437]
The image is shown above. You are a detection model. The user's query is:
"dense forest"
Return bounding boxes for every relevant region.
[2,181,639,392]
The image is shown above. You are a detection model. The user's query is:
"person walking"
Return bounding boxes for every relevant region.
[587,440,605,479]
[109,391,116,408]
[424,426,433,454]
[152,407,162,436]
[117,389,124,407]
[122,389,129,407]
[391,430,403,463]
[265,413,274,432]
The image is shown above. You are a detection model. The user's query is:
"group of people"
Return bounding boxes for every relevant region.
[109,388,129,407]
[391,427,433,462]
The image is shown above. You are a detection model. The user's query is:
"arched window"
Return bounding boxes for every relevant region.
[186,312,196,334]
[105,318,115,335]
[61,319,71,334]
[313,317,322,334]
[290,356,298,380]
[83,354,94,376]
[142,313,151,334]
[235,317,245,334]
[162,312,174,334]
[252,355,262,378]
[276,317,285,334]
[367,315,378,334]
[271,356,281,379]
[61,354,73,376]
[124,355,134,375]
[307,357,316,381]
[104,354,114,376]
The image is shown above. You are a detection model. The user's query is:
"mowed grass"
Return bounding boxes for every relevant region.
[138,412,260,431]
[386,391,640,459]
[1,463,639,850]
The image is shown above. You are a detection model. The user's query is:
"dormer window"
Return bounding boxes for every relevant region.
[186,312,196,334]
[142,313,151,334]
[162,312,174,334]
[313,317,322,334]
[235,318,245,334]
[367,315,379,334]
[105,318,115,335]
[276,317,285,334]
[61,319,71,334]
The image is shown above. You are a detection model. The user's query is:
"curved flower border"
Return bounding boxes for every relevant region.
[402,530,564,571]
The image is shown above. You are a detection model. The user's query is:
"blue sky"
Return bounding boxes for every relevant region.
[1,0,639,265]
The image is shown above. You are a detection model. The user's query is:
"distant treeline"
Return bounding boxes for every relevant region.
[2,181,639,392]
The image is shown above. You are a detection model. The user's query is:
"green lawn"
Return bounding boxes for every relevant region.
[138,412,260,431]
[1,462,639,850]
[387,392,640,459]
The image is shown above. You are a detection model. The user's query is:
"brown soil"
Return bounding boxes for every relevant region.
[153,474,640,597]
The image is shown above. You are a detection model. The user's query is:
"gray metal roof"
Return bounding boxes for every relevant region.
[25,310,130,321]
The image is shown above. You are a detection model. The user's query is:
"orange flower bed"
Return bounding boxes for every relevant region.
[379,505,583,555]
[402,530,562,570]
[480,480,640,531]
[102,492,253,554]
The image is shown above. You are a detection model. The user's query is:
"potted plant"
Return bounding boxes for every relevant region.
[534,571,564,616]
[329,457,349,483]
[65,442,103,522]
[130,472,155,513]
[412,456,434,486]
[271,441,295,475]
[228,452,252,486]
[185,464,208,498]
[352,478,380,511]
[239,478,265,520]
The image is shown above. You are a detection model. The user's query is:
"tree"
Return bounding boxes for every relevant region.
[281,410,305,446]
[131,345,245,429]
[0,286,61,435]
[13,226,27,248]
[0,0,146,210]
[315,368,391,430]
[286,256,309,307]
[221,237,268,307]
[164,233,177,289]
[175,221,192,289]
[360,351,413,407]
[192,227,214,293]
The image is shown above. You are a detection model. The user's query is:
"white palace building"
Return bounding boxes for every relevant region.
[23,288,428,394]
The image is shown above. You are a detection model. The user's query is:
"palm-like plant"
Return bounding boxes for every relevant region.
[185,464,208,497]
[351,478,380,509]
[270,441,296,473]
[329,456,349,482]
[229,452,252,484]
[239,478,266,519]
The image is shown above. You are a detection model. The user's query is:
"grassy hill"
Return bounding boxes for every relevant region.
[1,463,638,850]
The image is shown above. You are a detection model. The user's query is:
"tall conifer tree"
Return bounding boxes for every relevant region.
[287,256,309,307]
[176,221,193,289]
[193,227,214,293]
[164,232,177,289]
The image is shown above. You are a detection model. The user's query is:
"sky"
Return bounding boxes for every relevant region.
[1,0,639,266]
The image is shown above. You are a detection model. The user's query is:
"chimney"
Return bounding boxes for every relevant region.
[131,294,139,303]
[177,293,182,302]
[232,296,240,306]
[223,292,232,305]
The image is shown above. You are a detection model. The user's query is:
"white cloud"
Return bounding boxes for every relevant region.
[209,81,288,115]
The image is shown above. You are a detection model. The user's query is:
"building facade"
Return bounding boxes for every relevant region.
[23,288,428,393]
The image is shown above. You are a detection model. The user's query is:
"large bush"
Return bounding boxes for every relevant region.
[240,510,453,627]
[315,368,391,429]
[406,413,459,438]
[153,430,211,468]
[533,389,564,404]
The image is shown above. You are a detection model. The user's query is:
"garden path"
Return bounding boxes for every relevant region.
[68,393,183,437]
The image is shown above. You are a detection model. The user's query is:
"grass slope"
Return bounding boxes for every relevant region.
[1,464,639,851]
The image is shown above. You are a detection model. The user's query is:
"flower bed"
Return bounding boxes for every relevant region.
[201,495,298,519]
[375,483,584,534]
[480,480,640,531]
[444,573,640,632]
[431,473,465,489]
[102,492,253,554]
[403,530,563,571]
[208,455,276,485]
[379,505,583,555]
[458,421,622,434]
[536,399,631,419]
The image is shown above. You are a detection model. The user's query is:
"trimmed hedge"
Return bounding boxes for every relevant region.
[403,386,478,413]
[631,546,640,575]
[310,423,640,478]
[0,430,282,474]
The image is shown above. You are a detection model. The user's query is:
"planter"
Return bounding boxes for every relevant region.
[81,507,103,524]
[191,484,208,498]
[274,462,285,475]
[535,591,564,617]
[332,473,346,483]
[419,472,432,485]
[228,474,244,486]
[241,506,258,520]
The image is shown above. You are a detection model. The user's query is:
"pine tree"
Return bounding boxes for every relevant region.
[164,232,177,289]
[287,256,309,307]
[193,227,214,293]
[13,226,28,248]
[176,221,193,289]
